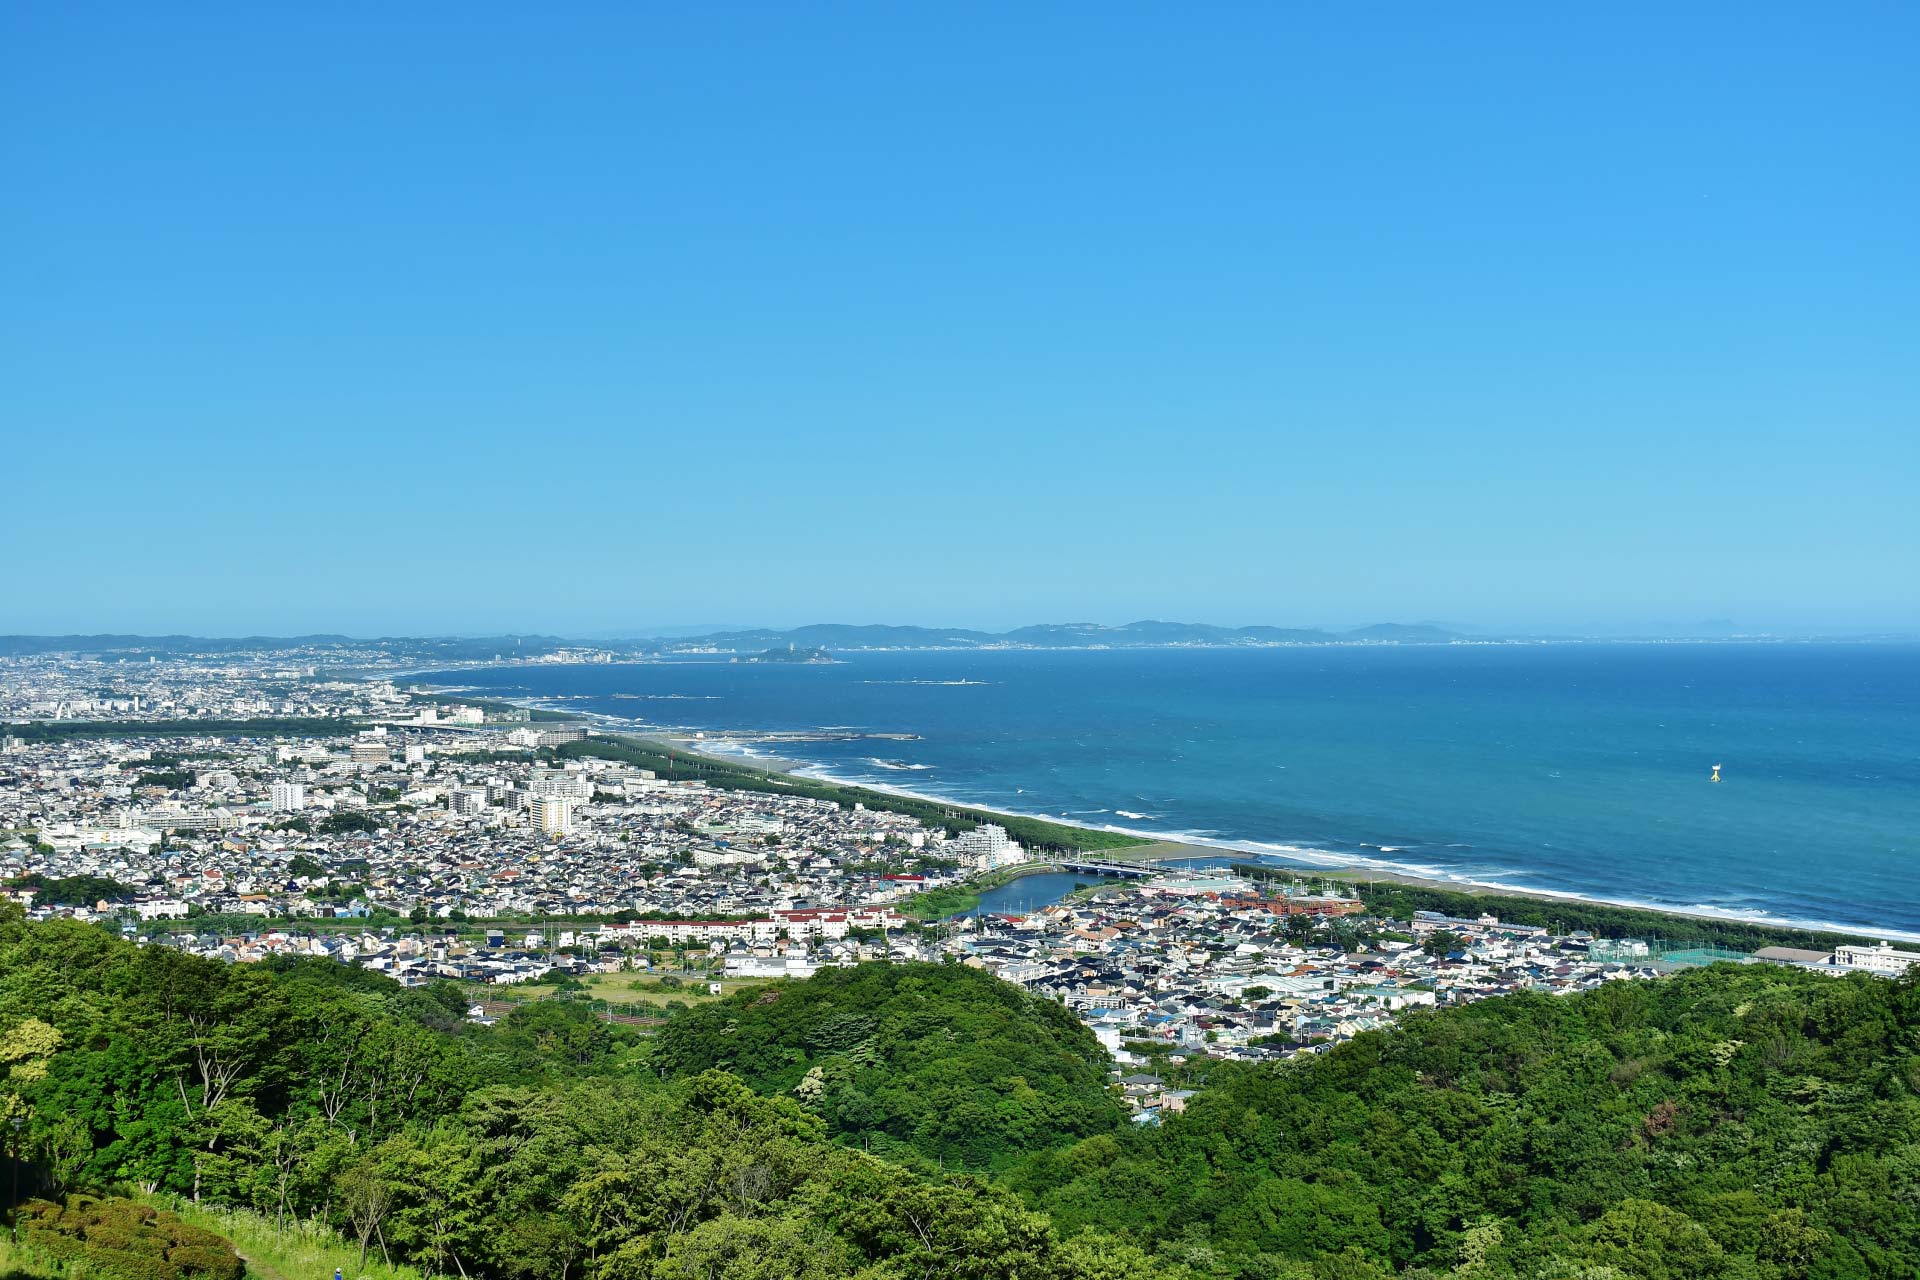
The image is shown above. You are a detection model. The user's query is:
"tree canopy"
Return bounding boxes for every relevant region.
[5,900,1919,1279]
[1008,963,1920,1278]
[651,962,1125,1168]
[0,907,1180,1280]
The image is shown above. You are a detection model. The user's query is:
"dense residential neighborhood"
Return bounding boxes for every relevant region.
[5,645,1917,1090]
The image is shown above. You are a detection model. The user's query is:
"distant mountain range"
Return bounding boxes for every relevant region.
[9,620,1900,661]
[649,620,1463,651]
[0,622,1461,659]
[0,634,574,659]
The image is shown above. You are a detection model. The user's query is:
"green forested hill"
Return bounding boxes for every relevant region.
[1008,965,1920,1279]
[0,909,1174,1280]
[5,903,1919,1280]
[649,962,1124,1167]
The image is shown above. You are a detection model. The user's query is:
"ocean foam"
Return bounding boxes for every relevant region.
[479,680,1920,941]
[862,679,992,686]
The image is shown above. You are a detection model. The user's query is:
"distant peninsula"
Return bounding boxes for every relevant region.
[652,619,1463,653]
[3,619,1882,662]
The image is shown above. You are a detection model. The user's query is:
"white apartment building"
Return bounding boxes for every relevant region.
[451,787,489,816]
[532,795,575,836]
[130,806,237,832]
[1834,942,1920,975]
[269,781,306,812]
[530,768,594,801]
[947,823,1024,869]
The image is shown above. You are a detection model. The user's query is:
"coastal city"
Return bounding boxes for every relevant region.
[5,645,1917,1095]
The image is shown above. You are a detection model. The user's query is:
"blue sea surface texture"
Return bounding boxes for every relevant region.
[429,645,1920,937]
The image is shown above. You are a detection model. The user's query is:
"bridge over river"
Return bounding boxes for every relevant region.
[1047,858,1163,879]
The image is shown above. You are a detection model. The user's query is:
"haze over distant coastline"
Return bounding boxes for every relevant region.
[3,619,1915,660]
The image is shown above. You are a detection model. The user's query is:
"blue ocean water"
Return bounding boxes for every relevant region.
[424,645,1920,937]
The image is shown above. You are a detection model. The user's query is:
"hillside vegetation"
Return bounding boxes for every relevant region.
[1009,964,1920,1278]
[650,962,1123,1167]
[0,907,1178,1280]
[1337,877,1877,953]
[18,1197,242,1280]
[4,901,1919,1279]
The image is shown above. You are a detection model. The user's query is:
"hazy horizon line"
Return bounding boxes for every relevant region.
[4,618,1920,645]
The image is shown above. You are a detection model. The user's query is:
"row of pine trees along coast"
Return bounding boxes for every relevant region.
[3,903,1919,1279]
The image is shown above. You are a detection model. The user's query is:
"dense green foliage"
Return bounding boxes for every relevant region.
[5,874,135,906]
[0,908,1179,1280]
[1010,964,1920,1278]
[8,899,1920,1280]
[651,963,1124,1168]
[19,1196,243,1280]
[899,885,983,919]
[1334,877,1875,952]
[1,718,353,742]
[552,737,1143,854]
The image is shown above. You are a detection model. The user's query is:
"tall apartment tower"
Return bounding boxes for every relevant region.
[532,796,575,836]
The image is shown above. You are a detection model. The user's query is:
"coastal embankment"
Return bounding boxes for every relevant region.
[409,643,1920,941]
[472,697,1901,949]
[558,730,1147,857]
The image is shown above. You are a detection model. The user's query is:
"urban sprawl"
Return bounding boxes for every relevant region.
[5,644,1916,1116]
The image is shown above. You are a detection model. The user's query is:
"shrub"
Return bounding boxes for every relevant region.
[87,1247,181,1280]
[81,1227,168,1257]
[22,1222,84,1263]
[164,1225,233,1255]
[17,1197,243,1280]
[167,1246,245,1280]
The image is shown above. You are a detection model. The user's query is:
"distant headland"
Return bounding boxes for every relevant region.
[1,620,1911,662]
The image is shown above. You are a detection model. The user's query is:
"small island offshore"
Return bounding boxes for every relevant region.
[733,643,837,664]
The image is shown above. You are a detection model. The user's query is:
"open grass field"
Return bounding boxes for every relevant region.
[0,1235,83,1280]
[463,971,768,1011]
[166,1201,424,1280]
[567,971,763,1007]
[0,1201,421,1280]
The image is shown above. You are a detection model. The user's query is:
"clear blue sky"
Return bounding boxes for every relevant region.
[5,3,1915,636]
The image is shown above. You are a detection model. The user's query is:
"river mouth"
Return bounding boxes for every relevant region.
[410,644,1920,939]
[954,857,1239,918]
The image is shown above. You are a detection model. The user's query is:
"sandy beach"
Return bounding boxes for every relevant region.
[623,732,1765,922]
[468,704,1902,942]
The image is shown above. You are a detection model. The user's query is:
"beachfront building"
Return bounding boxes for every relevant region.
[1833,941,1920,975]
[948,823,1024,870]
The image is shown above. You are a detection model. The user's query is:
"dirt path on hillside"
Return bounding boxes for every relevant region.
[233,1248,294,1280]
